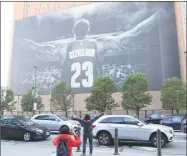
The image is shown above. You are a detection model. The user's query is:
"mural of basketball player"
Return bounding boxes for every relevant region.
[22,9,166,91]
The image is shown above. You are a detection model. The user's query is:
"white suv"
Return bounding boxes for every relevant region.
[93,115,174,147]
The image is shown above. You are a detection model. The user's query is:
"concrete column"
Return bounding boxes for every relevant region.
[174,2,186,82]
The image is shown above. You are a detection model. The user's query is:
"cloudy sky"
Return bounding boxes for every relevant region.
[1,2,15,87]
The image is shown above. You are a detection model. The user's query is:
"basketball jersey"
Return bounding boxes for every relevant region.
[62,39,100,93]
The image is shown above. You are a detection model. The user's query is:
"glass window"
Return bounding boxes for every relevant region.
[107,117,125,124]
[124,117,138,125]
[3,119,12,124]
[35,115,50,120]
[11,119,22,126]
[150,114,159,119]
[100,118,110,123]
[3,119,22,126]
[172,117,182,122]
[48,115,58,121]
[57,115,68,121]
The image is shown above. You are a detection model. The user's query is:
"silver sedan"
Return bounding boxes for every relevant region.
[31,114,80,132]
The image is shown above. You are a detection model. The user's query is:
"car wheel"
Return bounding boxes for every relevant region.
[23,132,31,141]
[98,131,112,146]
[151,133,167,148]
[59,125,69,132]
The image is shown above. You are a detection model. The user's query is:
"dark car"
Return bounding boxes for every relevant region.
[0,118,50,141]
[181,115,187,134]
[144,113,166,124]
[162,116,183,130]
[2,115,28,121]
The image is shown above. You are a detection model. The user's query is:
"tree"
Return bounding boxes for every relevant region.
[161,77,186,115]
[1,86,16,115]
[122,73,152,117]
[85,76,118,114]
[51,82,73,117]
[21,90,44,112]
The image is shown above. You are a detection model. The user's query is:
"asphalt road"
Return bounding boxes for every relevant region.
[1,132,186,156]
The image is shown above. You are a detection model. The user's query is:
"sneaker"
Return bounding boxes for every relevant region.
[81,154,86,156]
[89,153,93,156]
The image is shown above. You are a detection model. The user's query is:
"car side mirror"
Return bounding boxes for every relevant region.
[15,123,21,127]
[137,122,143,127]
[55,119,60,122]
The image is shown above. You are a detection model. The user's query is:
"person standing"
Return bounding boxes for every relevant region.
[72,114,103,156]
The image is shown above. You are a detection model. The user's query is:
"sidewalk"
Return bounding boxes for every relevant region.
[72,150,185,156]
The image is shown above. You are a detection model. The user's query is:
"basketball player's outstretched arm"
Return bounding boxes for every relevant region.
[115,9,166,40]
[22,38,68,63]
[96,8,166,55]
[23,38,56,56]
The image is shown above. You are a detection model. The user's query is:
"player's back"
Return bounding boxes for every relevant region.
[63,39,100,93]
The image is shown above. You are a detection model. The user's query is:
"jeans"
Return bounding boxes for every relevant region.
[83,133,93,154]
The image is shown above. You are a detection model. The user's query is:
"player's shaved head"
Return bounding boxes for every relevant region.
[73,18,90,39]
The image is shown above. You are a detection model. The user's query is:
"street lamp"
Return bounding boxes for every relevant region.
[33,66,37,115]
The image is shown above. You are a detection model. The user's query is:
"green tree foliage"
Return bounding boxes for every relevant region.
[51,82,73,117]
[85,76,118,114]
[161,77,186,114]
[122,73,152,117]
[1,86,16,115]
[21,90,44,112]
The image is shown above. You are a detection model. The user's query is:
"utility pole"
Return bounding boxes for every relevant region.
[185,51,187,83]
[50,82,52,112]
[72,94,75,115]
[33,66,37,115]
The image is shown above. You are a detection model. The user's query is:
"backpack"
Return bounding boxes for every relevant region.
[56,140,68,156]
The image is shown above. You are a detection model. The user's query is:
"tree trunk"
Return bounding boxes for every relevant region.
[65,110,68,118]
[136,109,140,118]
[176,109,179,115]
[109,109,112,115]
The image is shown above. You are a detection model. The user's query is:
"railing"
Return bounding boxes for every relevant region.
[2,109,186,118]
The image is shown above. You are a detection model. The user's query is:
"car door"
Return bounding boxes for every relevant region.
[9,119,24,138]
[106,117,126,139]
[123,117,146,141]
[47,115,61,131]
[171,117,182,130]
[0,119,6,138]
[3,119,23,139]
[33,115,51,129]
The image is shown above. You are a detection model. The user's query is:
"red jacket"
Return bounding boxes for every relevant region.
[53,134,81,156]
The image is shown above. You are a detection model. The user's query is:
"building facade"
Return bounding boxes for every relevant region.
[11,2,186,112]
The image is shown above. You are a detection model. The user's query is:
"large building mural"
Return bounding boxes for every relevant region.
[11,2,180,94]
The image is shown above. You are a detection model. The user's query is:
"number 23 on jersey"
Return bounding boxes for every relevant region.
[71,62,93,88]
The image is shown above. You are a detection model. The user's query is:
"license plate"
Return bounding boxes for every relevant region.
[46,132,50,135]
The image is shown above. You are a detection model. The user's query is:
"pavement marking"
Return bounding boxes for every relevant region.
[132,146,156,152]
[174,140,186,143]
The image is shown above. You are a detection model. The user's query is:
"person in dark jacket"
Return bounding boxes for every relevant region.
[72,114,103,156]
[53,126,81,156]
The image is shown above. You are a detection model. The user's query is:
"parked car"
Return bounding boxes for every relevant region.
[144,113,166,124]
[0,118,50,141]
[93,115,174,148]
[31,114,80,132]
[181,115,187,134]
[2,115,28,121]
[161,116,183,131]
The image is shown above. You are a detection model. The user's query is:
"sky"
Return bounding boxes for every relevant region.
[1,2,15,87]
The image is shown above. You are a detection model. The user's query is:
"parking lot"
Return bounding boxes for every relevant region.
[1,132,186,156]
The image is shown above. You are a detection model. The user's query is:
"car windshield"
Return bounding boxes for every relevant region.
[20,120,39,126]
[57,115,68,121]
